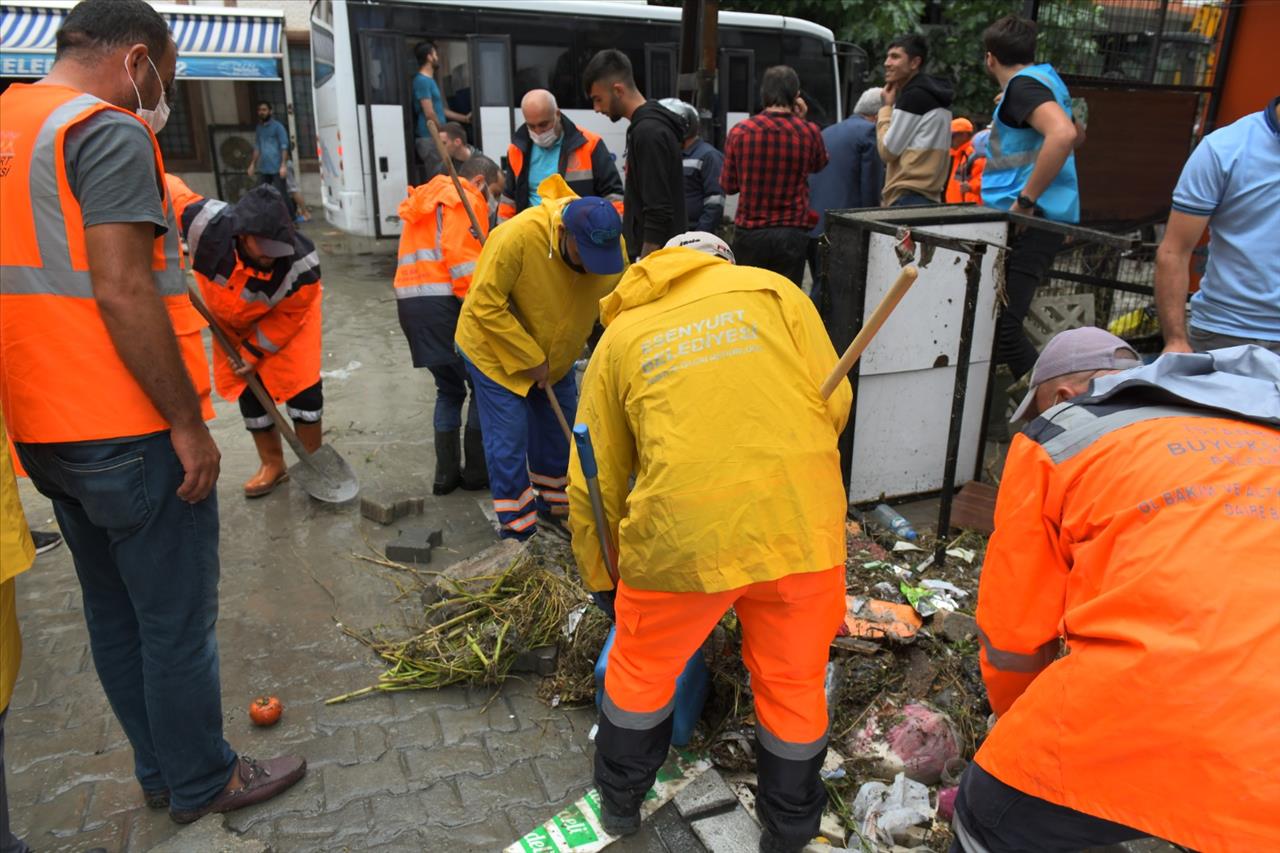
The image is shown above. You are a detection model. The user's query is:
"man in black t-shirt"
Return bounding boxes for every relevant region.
[979,15,1084,380]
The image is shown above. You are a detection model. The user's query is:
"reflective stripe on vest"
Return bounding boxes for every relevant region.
[0,85,208,443]
[1026,402,1222,465]
[984,64,1080,223]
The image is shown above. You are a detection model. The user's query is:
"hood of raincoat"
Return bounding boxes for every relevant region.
[398,174,488,226]
[599,246,728,325]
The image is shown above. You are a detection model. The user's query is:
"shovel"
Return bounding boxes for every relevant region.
[187,284,360,503]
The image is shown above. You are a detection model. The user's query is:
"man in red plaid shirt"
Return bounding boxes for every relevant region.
[722,66,828,287]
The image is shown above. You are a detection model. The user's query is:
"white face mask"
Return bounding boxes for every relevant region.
[530,125,560,149]
[125,55,170,134]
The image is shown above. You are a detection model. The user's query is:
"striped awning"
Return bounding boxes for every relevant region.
[1,3,284,79]
[1,6,281,55]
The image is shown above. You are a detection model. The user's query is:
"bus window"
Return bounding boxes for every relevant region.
[312,25,335,89]
[724,52,753,113]
[646,45,677,100]
[514,44,575,106]
[363,35,403,105]
[475,39,512,107]
[785,35,836,127]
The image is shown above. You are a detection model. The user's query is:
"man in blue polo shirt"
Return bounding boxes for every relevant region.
[1155,97,1280,355]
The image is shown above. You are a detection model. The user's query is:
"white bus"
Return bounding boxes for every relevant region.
[310,0,842,238]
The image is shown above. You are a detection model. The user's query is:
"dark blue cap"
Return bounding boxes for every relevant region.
[561,197,624,275]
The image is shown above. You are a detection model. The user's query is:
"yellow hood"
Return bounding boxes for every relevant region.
[599,247,727,326]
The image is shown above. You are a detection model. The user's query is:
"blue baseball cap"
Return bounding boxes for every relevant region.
[561,197,624,275]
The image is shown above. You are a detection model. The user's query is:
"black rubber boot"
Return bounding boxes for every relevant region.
[433,430,462,495]
[461,427,489,490]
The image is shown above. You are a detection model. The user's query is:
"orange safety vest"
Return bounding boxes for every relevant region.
[0,83,212,444]
[500,127,623,221]
[976,407,1280,851]
[945,140,984,204]
[394,174,489,300]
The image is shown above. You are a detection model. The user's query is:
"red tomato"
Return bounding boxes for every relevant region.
[249,695,283,726]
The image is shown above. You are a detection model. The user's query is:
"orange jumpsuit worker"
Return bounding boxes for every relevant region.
[952,328,1280,853]
[567,231,853,853]
[168,178,324,497]
[945,117,984,204]
[394,155,503,494]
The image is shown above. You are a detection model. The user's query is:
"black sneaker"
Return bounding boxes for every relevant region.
[535,508,571,541]
[32,530,62,555]
[599,806,640,838]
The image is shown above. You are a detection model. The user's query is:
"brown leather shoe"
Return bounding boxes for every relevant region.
[170,755,307,824]
[143,787,170,809]
[244,429,289,497]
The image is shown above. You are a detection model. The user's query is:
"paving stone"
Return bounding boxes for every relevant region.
[383,710,443,750]
[361,491,427,525]
[367,791,437,845]
[674,769,737,820]
[385,527,434,564]
[122,807,184,852]
[456,760,547,810]
[650,801,709,852]
[531,752,594,802]
[11,781,91,839]
[689,803,762,851]
[418,779,474,828]
[402,740,492,784]
[437,703,518,745]
[273,797,370,844]
[321,751,411,811]
[149,814,270,853]
[933,610,978,643]
[485,725,573,769]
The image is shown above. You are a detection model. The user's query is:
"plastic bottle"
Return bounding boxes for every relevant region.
[595,625,710,747]
[869,503,918,541]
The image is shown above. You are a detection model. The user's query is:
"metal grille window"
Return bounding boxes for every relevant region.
[289,42,318,162]
[157,81,197,162]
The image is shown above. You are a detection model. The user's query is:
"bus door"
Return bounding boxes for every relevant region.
[467,35,515,163]
[359,30,410,238]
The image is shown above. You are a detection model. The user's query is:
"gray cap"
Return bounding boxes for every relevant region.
[1010,327,1142,422]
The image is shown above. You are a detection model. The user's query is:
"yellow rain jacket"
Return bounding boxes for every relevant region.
[454,175,627,395]
[568,247,853,593]
[2,410,36,711]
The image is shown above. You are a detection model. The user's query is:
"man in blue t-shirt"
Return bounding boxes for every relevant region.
[411,41,470,181]
[247,100,294,216]
[1155,97,1280,355]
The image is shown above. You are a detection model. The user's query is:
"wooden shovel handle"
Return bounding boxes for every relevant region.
[820,266,919,399]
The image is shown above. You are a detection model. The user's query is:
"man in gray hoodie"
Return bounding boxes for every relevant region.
[877,33,954,207]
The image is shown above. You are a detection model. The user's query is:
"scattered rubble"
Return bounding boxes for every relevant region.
[849,700,962,785]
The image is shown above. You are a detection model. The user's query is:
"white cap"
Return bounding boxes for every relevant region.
[1010,327,1143,422]
[663,231,735,264]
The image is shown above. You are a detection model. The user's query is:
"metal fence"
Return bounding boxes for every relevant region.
[1033,0,1228,89]
[1036,232,1164,353]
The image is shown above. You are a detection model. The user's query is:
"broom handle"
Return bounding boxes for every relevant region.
[820,266,919,399]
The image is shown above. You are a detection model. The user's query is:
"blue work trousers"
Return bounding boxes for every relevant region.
[428,361,481,433]
[15,432,237,812]
[464,363,576,539]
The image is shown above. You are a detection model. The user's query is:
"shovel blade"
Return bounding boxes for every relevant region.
[288,444,360,503]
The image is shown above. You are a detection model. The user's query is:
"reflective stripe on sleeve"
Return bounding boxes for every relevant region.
[449,261,476,279]
[682,158,703,171]
[254,328,280,353]
[978,628,1059,673]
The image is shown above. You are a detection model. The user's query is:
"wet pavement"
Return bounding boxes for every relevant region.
[6,228,636,852]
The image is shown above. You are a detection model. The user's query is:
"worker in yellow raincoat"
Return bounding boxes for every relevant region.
[566,231,853,852]
[455,175,627,540]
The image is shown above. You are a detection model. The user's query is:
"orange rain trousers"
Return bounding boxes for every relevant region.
[605,565,846,747]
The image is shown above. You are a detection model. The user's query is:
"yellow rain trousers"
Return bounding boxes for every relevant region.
[567,247,853,593]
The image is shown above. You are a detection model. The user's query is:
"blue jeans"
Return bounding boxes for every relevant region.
[464,362,577,539]
[891,191,937,207]
[15,432,236,812]
[428,360,480,433]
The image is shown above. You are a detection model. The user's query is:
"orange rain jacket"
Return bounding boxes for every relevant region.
[976,350,1280,852]
[944,139,983,203]
[0,84,212,444]
[167,175,323,404]
[395,174,489,300]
